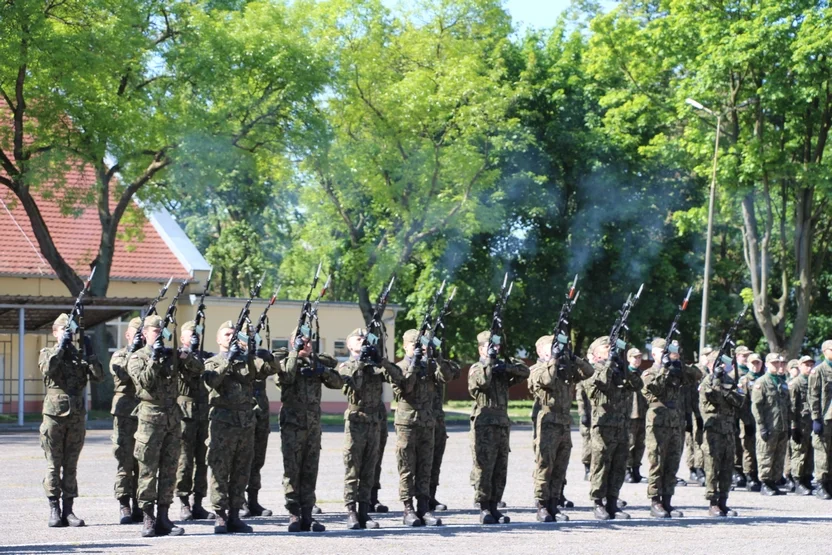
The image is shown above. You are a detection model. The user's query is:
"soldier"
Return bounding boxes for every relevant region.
[529,334,593,523]
[642,338,702,518]
[429,359,461,511]
[394,329,453,526]
[587,336,643,520]
[700,351,743,517]
[790,355,815,495]
[109,317,144,524]
[625,348,646,484]
[175,321,216,521]
[469,330,530,524]
[736,351,764,491]
[809,339,832,500]
[277,328,343,532]
[368,401,390,514]
[684,359,706,487]
[127,315,191,537]
[751,352,791,496]
[39,313,104,527]
[340,328,404,530]
[203,320,275,534]
[576,364,593,481]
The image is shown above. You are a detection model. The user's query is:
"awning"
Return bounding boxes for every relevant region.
[0,296,153,333]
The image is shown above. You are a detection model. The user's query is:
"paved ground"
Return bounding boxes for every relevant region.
[1,425,830,554]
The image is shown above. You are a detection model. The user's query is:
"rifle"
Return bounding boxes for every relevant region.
[232,271,266,349]
[131,276,174,353]
[713,304,748,384]
[486,273,513,365]
[66,266,96,350]
[364,276,396,358]
[307,274,331,355]
[608,283,644,359]
[194,269,213,353]
[161,280,189,341]
[662,286,693,358]
[252,285,281,348]
[416,280,447,356]
[427,285,457,354]
[297,262,323,342]
[551,274,580,360]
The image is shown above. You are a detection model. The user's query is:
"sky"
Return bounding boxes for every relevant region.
[503,0,573,29]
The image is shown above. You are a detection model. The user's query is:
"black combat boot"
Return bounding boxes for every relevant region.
[239,502,251,518]
[156,504,185,536]
[369,487,388,513]
[718,494,737,517]
[48,497,64,528]
[746,472,762,492]
[662,495,683,517]
[631,466,643,483]
[536,500,553,522]
[783,474,796,492]
[734,471,747,488]
[214,509,228,534]
[179,495,193,521]
[675,476,688,487]
[346,503,361,530]
[649,496,669,518]
[548,499,569,522]
[417,496,441,526]
[359,502,379,529]
[707,497,725,517]
[301,506,326,532]
[61,497,85,527]
[191,495,215,520]
[795,478,813,496]
[429,486,448,511]
[489,501,510,523]
[288,506,302,532]
[815,481,832,500]
[246,490,272,517]
[624,468,634,483]
[607,496,629,519]
[141,505,157,538]
[131,498,143,523]
[593,499,610,520]
[119,496,133,525]
[696,468,706,486]
[478,502,496,524]
[761,481,782,496]
[689,468,698,483]
[227,508,253,533]
[558,481,574,508]
[584,464,591,481]
[312,505,323,514]
[402,499,422,527]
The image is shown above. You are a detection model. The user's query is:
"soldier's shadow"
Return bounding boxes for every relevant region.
[0,542,145,554]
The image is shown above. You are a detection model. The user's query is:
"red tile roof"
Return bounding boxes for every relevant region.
[0,163,190,281]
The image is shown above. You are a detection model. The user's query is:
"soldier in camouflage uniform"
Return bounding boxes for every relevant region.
[529,334,593,523]
[699,350,743,517]
[751,352,791,496]
[587,336,643,521]
[684,367,705,486]
[110,317,144,524]
[369,402,390,514]
[340,328,404,530]
[735,347,762,490]
[393,329,453,526]
[203,320,276,534]
[642,338,702,518]
[277,328,342,532]
[809,339,832,499]
[469,330,530,524]
[789,355,815,495]
[128,315,193,537]
[39,313,104,528]
[429,359,460,511]
[576,372,593,480]
[175,321,216,521]
[625,348,646,484]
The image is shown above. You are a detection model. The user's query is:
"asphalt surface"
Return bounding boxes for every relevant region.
[1,425,830,554]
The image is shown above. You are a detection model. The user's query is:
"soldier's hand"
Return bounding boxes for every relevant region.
[359,344,372,362]
[791,427,802,444]
[152,336,165,360]
[293,334,306,352]
[189,333,200,353]
[759,427,771,442]
[131,331,145,352]
[255,349,274,363]
[413,345,424,361]
[813,419,824,435]
[370,345,382,365]
[486,343,498,360]
[661,352,672,369]
[227,342,242,361]
[60,328,74,350]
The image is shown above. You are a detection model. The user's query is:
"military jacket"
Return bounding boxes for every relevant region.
[203,352,259,428]
[576,379,591,425]
[587,358,643,430]
[277,350,342,427]
[469,357,530,427]
[630,386,648,420]
[751,372,791,434]
[642,361,702,428]
[699,373,744,435]
[127,345,185,423]
[177,350,211,421]
[110,346,138,417]
[39,344,103,417]
[528,356,593,427]
[737,369,764,425]
[789,374,811,428]
[432,360,461,418]
[251,353,281,413]
[339,356,404,423]
[394,355,453,427]
[809,359,832,422]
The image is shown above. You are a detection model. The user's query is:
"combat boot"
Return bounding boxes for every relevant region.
[141,505,157,538]
[536,500,553,522]
[191,495,215,520]
[718,494,737,517]
[734,471,747,488]
[489,501,510,523]
[178,496,193,521]
[593,499,610,520]
[661,495,683,517]
[558,482,574,508]
[696,468,706,486]
[624,468,634,483]
[369,487,388,513]
[417,497,441,526]
[584,463,591,481]
[359,502,379,529]
[246,490,272,517]
[746,472,762,492]
[288,506,302,532]
[346,503,361,530]
[617,498,628,508]
[795,478,813,496]
[239,502,251,518]
[312,505,323,514]
[689,468,698,483]
[607,496,629,519]
[61,497,85,527]
[119,496,133,525]
[761,481,782,496]
[48,497,64,528]
[131,498,143,523]
[156,504,184,536]
[649,496,669,518]
[302,506,326,532]
[707,498,725,517]
[548,500,569,522]
[214,509,228,534]
[227,508,253,533]
[429,498,448,511]
[675,476,687,487]
[784,474,796,493]
[478,502,496,524]
[631,466,643,483]
[402,499,422,527]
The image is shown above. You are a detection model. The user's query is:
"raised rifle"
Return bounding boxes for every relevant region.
[161,280,189,342]
[364,276,396,358]
[307,275,331,355]
[194,269,213,353]
[551,274,580,360]
[297,262,323,343]
[416,280,447,358]
[713,304,748,384]
[66,266,96,351]
[251,285,281,349]
[608,283,644,360]
[486,273,514,367]
[131,276,174,353]
[232,271,266,349]
[427,285,457,355]
[662,286,693,358]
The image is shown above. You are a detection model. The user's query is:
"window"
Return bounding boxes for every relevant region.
[334,340,349,361]
[272,339,289,351]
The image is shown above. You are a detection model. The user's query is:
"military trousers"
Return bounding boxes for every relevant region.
[685,419,704,470]
[374,413,388,492]
[756,430,788,482]
[343,419,382,505]
[580,421,592,466]
[134,409,181,508]
[533,421,571,502]
[627,418,645,469]
[738,418,757,475]
[40,412,86,499]
[396,424,435,501]
[112,414,138,499]
[430,417,449,498]
[247,410,270,494]
[175,417,209,498]
[646,424,683,497]
[470,423,510,504]
[589,425,628,501]
[789,421,813,479]
[702,428,734,499]
[281,416,322,512]
[207,418,255,511]
[812,423,832,482]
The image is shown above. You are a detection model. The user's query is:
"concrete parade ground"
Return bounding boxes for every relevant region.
[1,426,830,554]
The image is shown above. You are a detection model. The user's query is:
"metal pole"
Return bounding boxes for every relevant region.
[699,114,722,354]
[18,308,24,427]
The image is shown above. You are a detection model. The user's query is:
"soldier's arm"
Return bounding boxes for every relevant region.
[254,356,279,380]
[109,353,129,382]
[321,358,345,390]
[591,360,616,394]
[642,367,667,400]
[339,360,364,393]
[468,362,492,395]
[398,358,419,394]
[39,348,62,378]
[507,359,531,386]
[750,384,769,431]
[626,367,644,392]
[432,355,454,384]
[202,356,232,390]
[532,360,557,392]
[808,369,822,421]
[180,351,205,378]
[789,379,801,428]
[84,354,105,383]
[127,352,158,391]
[570,356,595,382]
[380,358,405,386]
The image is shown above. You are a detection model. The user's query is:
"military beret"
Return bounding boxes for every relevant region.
[822,340,832,353]
[144,315,163,329]
[53,313,69,328]
[588,336,610,355]
[765,352,786,363]
[403,329,419,346]
[347,328,366,341]
[787,359,799,370]
[627,348,643,360]
[181,320,196,332]
[799,355,814,364]
[747,353,762,363]
[477,330,491,345]
[535,335,554,351]
[218,320,235,332]
[735,345,751,355]
[128,317,143,330]
[651,338,667,351]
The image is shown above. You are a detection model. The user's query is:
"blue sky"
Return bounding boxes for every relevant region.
[504,0,573,29]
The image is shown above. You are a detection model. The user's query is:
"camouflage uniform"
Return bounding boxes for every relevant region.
[244,355,280,506]
[789,371,813,486]
[751,368,791,486]
[110,344,140,502]
[627,384,647,472]
[699,371,744,508]
[576,379,592,471]
[175,348,211,502]
[683,378,704,474]
[809,356,832,494]
[430,360,460,504]
[737,366,764,480]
